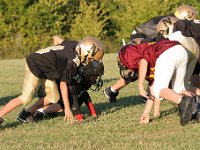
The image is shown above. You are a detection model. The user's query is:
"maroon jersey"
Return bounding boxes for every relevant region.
[119,39,180,79]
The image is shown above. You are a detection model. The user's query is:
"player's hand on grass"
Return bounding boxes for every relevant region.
[140,114,150,124]
[138,86,149,99]
[64,109,74,124]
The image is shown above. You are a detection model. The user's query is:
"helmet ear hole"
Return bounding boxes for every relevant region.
[156,16,178,38]
[90,44,98,57]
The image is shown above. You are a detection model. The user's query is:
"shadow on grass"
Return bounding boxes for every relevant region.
[0,95,19,106]
[103,78,119,83]
[0,93,39,107]
[0,95,144,129]
[150,106,178,122]
[160,106,178,117]
[0,94,178,128]
[1,121,23,129]
[82,95,145,116]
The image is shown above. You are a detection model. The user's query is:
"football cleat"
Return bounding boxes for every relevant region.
[34,111,45,120]
[17,109,35,123]
[178,95,193,126]
[195,111,200,123]
[191,111,200,123]
[103,87,119,103]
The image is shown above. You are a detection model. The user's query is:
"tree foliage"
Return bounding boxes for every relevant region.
[0,0,199,58]
[68,0,108,41]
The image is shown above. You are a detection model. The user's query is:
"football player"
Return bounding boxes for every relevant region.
[17,60,104,123]
[103,18,166,103]
[104,5,199,102]
[0,36,104,126]
[141,5,200,123]
[118,37,195,126]
[104,20,167,123]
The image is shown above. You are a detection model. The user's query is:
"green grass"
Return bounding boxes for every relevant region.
[0,54,200,150]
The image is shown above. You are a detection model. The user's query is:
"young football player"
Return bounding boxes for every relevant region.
[140,5,200,124]
[17,60,104,123]
[104,5,199,102]
[104,35,166,124]
[103,16,167,103]
[118,38,195,126]
[0,36,104,126]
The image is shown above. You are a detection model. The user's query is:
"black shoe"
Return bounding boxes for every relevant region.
[196,96,200,111]
[195,111,200,123]
[191,111,200,123]
[103,87,119,103]
[17,109,35,123]
[34,111,45,120]
[191,113,197,121]
[0,118,4,126]
[178,96,193,126]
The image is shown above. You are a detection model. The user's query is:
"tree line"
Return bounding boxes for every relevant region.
[0,0,199,59]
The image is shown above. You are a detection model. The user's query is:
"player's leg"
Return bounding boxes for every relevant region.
[0,64,40,124]
[17,80,60,122]
[153,45,193,125]
[104,77,130,103]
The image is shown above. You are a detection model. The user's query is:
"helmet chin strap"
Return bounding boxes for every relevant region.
[90,76,103,91]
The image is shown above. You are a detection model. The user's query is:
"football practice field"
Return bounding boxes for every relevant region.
[0,53,200,150]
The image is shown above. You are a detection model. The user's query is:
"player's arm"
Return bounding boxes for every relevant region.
[138,58,149,99]
[60,81,74,124]
[52,35,64,45]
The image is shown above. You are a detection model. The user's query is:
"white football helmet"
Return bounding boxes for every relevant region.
[75,37,104,65]
[156,16,178,38]
[174,5,199,20]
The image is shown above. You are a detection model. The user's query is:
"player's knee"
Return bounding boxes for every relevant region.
[46,93,60,104]
[18,93,34,105]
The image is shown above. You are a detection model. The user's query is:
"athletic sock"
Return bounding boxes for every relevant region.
[88,102,97,116]
[111,86,117,93]
[38,108,46,115]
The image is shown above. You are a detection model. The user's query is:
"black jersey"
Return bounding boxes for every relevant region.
[38,72,92,111]
[26,40,79,83]
[173,19,200,47]
[59,75,92,112]
[133,15,169,38]
[69,74,92,96]
[192,62,200,75]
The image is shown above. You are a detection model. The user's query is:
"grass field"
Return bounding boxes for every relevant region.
[0,53,200,150]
